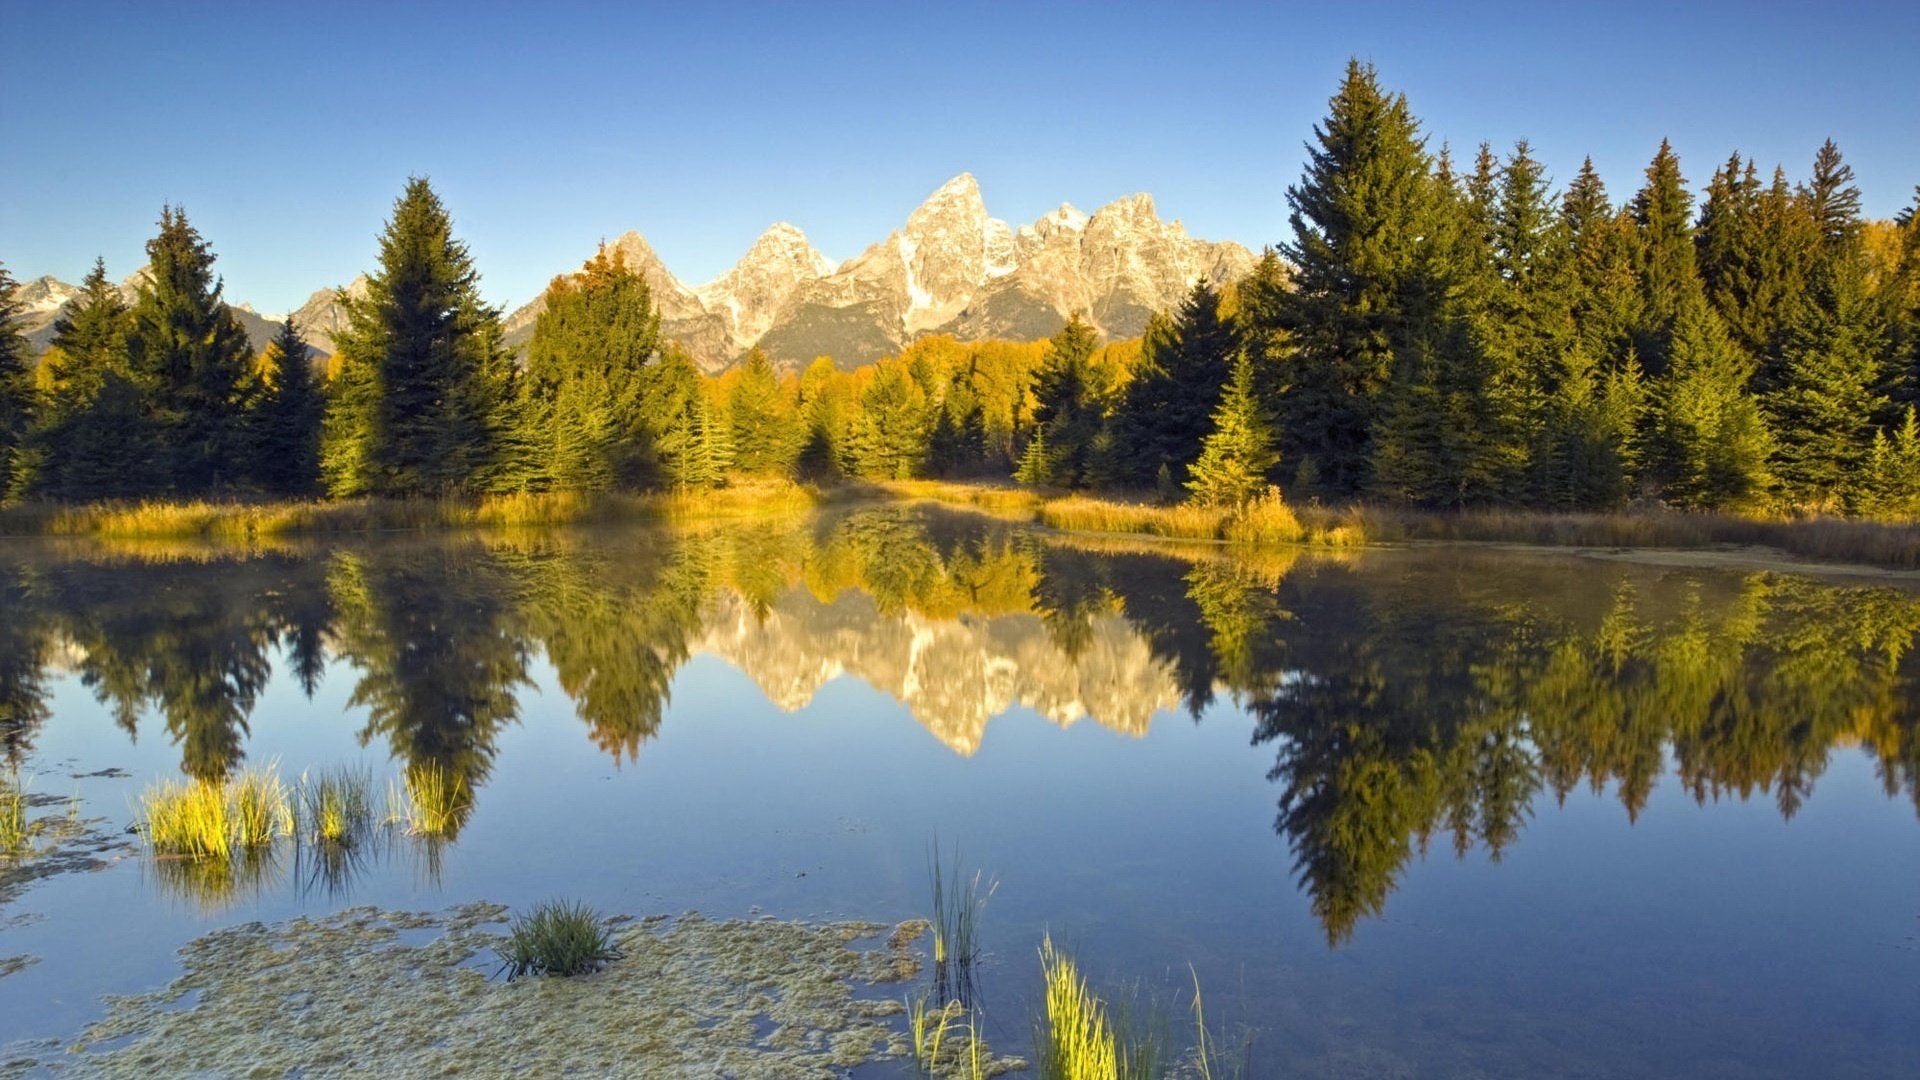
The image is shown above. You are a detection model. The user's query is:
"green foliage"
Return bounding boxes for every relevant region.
[1112,280,1238,484]
[1650,298,1774,509]
[726,348,801,476]
[1859,407,1920,517]
[125,208,261,493]
[1628,140,1701,375]
[498,899,622,980]
[1186,352,1278,507]
[1019,315,1108,488]
[0,264,34,500]
[322,178,510,497]
[253,318,323,495]
[20,259,155,499]
[851,361,931,479]
[1270,59,1436,496]
[497,246,664,492]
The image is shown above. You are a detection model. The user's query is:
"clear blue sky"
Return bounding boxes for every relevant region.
[4,1,1917,314]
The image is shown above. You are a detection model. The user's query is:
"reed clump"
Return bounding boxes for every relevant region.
[497,898,622,980]
[929,842,998,1007]
[298,766,374,846]
[138,766,293,859]
[391,764,470,838]
[0,771,29,857]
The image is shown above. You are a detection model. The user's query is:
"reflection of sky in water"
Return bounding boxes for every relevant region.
[1,511,1918,1077]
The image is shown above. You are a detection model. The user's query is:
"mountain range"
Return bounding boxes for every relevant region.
[17,174,1255,373]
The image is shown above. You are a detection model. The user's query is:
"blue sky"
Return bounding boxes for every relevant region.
[3,1,1917,314]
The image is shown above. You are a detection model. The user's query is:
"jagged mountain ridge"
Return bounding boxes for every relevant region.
[16,174,1253,373]
[511,173,1255,372]
[16,268,287,356]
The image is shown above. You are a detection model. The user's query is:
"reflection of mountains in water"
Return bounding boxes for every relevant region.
[697,586,1183,754]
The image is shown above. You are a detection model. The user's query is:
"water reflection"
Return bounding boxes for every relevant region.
[4,506,1919,941]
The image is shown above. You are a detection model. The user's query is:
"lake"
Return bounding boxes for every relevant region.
[0,503,1916,1077]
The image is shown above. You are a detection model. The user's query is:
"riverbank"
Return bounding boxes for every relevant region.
[883,480,1920,571]
[6,480,1919,572]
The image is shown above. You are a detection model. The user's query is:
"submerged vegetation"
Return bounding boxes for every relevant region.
[498,898,623,980]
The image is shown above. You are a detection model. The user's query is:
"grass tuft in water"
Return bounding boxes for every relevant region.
[1034,934,1118,1080]
[929,840,997,1007]
[138,766,293,860]
[908,994,997,1079]
[391,764,470,838]
[496,899,622,980]
[0,770,28,857]
[298,766,373,846]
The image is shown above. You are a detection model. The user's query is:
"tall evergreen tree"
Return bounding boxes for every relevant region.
[21,259,153,497]
[497,246,662,492]
[1016,315,1107,488]
[322,178,510,497]
[253,318,323,494]
[123,207,260,492]
[0,263,34,498]
[1769,141,1886,505]
[1186,350,1279,506]
[1627,140,1702,375]
[1650,296,1773,509]
[1111,279,1239,484]
[1560,158,1642,369]
[1270,59,1435,495]
[726,348,800,476]
[848,361,931,480]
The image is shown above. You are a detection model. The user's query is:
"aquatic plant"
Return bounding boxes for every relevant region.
[496,898,622,980]
[0,771,28,857]
[298,766,373,846]
[929,841,997,1006]
[392,764,470,838]
[138,766,293,860]
[1034,934,1119,1080]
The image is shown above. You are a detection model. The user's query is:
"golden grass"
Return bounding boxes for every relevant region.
[1035,935,1121,1080]
[138,766,294,859]
[391,764,470,838]
[0,772,28,857]
[0,482,829,542]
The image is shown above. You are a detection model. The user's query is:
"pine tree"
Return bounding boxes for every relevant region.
[726,348,800,476]
[124,207,259,492]
[1111,279,1238,484]
[1186,351,1279,506]
[322,178,510,497]
[0,264,34,499]
[1561,158,1642,369]
[1768,141,1886,506]
[1628,140,1702,376]
[1859,406,1920,517]
[849,361,930,479]
[1650,296,1773,509]
[1019,314,1106,488]
[252,318,323,495]
[1269,59,1435,495]
[21,259,153,497]
[498,246,662,492]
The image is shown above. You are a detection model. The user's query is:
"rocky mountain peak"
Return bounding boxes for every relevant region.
[694,223,836,347]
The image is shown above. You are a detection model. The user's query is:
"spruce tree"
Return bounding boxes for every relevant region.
[1186,351,1279,506]
[1628,140,1702,376]
[1650,296,1773,509]
[1112,279,1238,484]
[1019,315,1106,488]
[254,318,323,495]
[1560,158,1642,369]
[1270,59,1435,495]
[23,259,152,497]
[849,362,931,480]
[1768,141,1886,506]
[499,246,662,492]
[1859,406,1920,517]
[322,178,510,497]
[0,264,34,499]
[124,208,259,492]
[726,348,800,476]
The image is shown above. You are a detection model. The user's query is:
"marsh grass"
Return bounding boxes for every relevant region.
[909,995,995,1079]
[138,765,293,860]
[0,771,29,857]
[929,842,997,1007]
[497,899,622,980]
[298,766,374,846]
[391,764,470,838]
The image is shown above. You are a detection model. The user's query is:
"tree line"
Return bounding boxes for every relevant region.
[2,61,1916,514]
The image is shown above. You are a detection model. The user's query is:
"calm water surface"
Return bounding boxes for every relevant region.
[0,505,1916,1076]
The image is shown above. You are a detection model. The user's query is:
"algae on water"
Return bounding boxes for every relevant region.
[30,903,936,1078]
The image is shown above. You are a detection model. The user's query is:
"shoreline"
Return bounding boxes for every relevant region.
[4,478,1918,575]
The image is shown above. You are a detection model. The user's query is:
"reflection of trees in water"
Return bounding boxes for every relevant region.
[328,549,529,840]
[1228,561,1920,943]
[5,515,1920,944]
[0,565,51,766]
